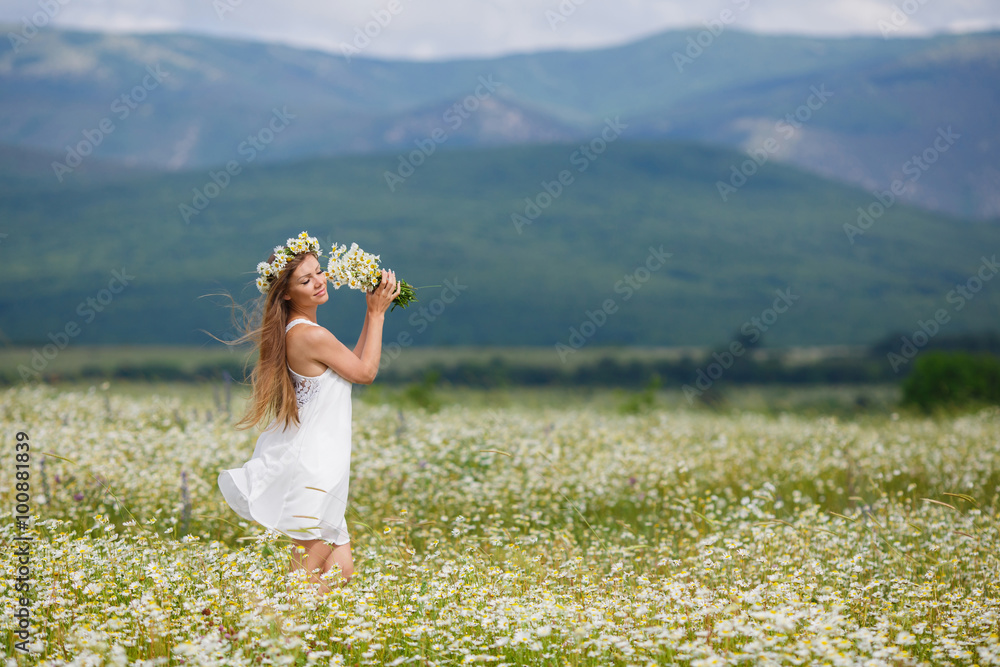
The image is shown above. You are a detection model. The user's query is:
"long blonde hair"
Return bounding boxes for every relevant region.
[223,251,318,431]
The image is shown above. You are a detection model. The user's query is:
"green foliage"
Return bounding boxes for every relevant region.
[901,351,1000,412]
[402,371,442,413]
[4,338,997,390]
[3,141,999,349]
[618,373,661,414]
[356,383,385,405]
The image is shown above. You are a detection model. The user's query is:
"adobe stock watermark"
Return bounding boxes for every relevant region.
[886,254,998,372]
[51,64,169,182]
[511,117,628,234]
[18,268,134,382]
[384,75,502,192]
[673,0,752,73]
[682,288,800,403]
[555,246,672,363]
[844,126,960,244]
[717,85,833,201]
[212,0,246,20]
[878,0,933,38]
[380,279,469,370]
[7,0,72,53]
[338,0,411,61]
[11,431,34,653]
[545,0,588,31]
[179,107,295,224]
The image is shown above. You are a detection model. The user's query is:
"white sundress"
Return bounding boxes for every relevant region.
[218,318,353,545]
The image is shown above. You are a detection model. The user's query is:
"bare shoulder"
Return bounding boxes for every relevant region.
[292,323,333,341]
[286,324,340,376]
[287,323,339,351]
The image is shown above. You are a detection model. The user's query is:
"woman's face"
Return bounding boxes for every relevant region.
[283,253,328,307]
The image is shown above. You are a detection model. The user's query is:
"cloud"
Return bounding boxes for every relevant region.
[2,0,998,60]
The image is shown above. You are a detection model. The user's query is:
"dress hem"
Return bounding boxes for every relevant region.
[218,470,351,546]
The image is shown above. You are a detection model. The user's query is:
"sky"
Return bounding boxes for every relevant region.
[3,0,999,60]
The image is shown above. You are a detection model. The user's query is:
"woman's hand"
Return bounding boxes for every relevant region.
[365,269,402,315]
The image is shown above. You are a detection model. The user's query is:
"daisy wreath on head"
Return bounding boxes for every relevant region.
[255,231,323,295]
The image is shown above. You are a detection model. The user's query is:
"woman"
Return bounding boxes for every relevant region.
[218,232,401,594]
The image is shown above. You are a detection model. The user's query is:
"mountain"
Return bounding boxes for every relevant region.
[0,26,998,218]
[0,139,996,351]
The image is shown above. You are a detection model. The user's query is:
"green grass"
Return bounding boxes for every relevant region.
[0,344,248,377]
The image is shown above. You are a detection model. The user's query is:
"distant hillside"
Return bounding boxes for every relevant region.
[0,144,158,194]
[0,26,998,218]
[0,139,996,352]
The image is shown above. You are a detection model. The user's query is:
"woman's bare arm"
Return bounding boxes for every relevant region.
[299,317,385,384]
[353,312,371,358]
[309,269,401,383]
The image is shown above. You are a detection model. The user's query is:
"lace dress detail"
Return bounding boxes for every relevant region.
[285,318,322,410]
[290,370,320,410]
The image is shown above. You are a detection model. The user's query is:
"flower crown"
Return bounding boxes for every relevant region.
[255,231,323,294]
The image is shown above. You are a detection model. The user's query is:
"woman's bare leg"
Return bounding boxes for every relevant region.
[325,541,354,585]
[289,538,333,594]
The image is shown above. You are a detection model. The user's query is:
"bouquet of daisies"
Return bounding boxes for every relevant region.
[326,242,417,311]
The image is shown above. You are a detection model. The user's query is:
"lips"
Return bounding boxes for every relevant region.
[315,287,326,297]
